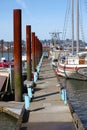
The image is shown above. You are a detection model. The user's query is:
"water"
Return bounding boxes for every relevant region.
[1,52,87,129]
[0,52,13,61]
[0,53,19,129]
[0,113,17,130]
[59,77,87,129]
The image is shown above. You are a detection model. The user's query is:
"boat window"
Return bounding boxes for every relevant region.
[61,56,66,60]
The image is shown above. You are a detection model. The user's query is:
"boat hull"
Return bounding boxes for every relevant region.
[57,64,87,80]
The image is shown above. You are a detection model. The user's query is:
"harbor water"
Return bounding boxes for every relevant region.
[59,77,87,130]
[0,113,17,130]
[0,52,87,129]
[0,52,13,61]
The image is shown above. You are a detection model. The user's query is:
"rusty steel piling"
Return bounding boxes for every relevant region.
[40,41,43,57]
[1,40,4,58]
[26,25,32,81]
[13,9,22,102]
[7,42,9,61]
[35,37,41,67]
[32,32,35,72]
[37,38,39,64]
[35,36,38,67]
[38,40,42,59]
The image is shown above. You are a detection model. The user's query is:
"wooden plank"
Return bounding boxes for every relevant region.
[0,76,7,91]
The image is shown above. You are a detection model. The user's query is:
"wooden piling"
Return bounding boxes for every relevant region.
[26,25,32,81]
[13,9,22,102]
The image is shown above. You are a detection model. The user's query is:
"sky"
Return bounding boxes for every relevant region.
[0,0,87,42]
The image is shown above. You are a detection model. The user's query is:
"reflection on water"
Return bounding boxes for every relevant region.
[0,113,17,130]
[59,77,87,129]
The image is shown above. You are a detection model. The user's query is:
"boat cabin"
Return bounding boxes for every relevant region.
[65,52,87,65]
[67,56,79,65]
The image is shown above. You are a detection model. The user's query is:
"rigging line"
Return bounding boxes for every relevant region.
[62,0,69,40]
[84,0,87,13]
[64,0,71,41]
[84,0,87,42]
[79,0,85,43]
[62,0,71,41]
[64,4,71,42]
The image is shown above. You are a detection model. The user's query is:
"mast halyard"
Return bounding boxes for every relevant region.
[49,32,62,47]
[76,0,79,53]
[71,0,74,54]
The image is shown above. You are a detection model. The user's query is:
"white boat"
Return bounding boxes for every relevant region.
[56,0,87,80]
[49,40,70,67]
[56,51,87,80]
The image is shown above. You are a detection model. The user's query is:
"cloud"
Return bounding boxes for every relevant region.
[16,0,27,9]
[16,0,30,17]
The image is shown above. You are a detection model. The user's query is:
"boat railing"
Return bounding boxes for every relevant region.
[60,57,87,65]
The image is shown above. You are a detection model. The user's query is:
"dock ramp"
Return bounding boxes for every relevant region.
[0,71,10,99]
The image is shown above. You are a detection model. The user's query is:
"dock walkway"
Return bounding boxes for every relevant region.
[21,58,76,130]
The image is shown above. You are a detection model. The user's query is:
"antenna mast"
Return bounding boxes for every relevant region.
[49,32,62,46]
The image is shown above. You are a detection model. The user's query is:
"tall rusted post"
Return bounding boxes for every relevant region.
[38,39,41,61]
[13,9,22,102]
[39,42,42,59]
[7,42,9,61]
[1,40,3,57]
[32,32,35,71]
[37,38,40,64]
[40,41,42,57]
[26,25,32,81]
[35,36,38,67]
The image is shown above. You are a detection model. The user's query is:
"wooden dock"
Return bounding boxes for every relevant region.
[21,58,76,130]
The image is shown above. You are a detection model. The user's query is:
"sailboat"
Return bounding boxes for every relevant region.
[56,0,87,80]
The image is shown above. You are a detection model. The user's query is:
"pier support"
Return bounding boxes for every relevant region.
[26,25,32,81]
[1,40,4,58]
[7,42,9,61]
[13,9,22,102]
[32,32,35,72]
[35,36,38,67]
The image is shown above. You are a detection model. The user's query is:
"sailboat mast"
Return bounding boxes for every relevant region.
[71,0,74,54]
[76,0,79,53]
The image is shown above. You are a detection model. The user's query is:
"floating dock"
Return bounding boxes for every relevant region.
[21,58,76,130]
